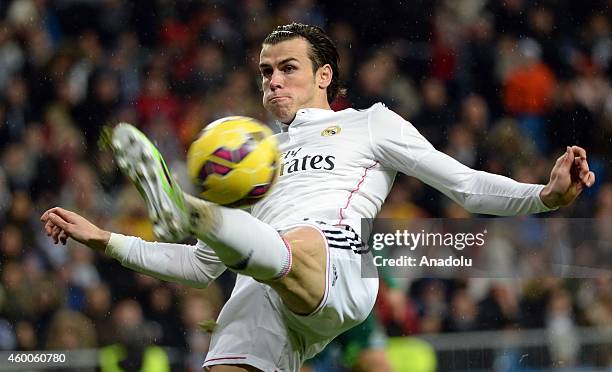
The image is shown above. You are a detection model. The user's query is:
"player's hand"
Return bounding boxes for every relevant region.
[40,207,111,251]
[540,146,595,208]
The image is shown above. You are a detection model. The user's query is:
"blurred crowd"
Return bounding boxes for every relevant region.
[0,0,611,370]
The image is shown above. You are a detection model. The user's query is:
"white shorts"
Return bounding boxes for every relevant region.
[202,220,379,372]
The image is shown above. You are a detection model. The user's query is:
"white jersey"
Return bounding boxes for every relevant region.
[253,102,551,235]
[108,102,553,290]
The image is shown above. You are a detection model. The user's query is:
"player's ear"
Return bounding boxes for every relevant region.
[317,64,332,89]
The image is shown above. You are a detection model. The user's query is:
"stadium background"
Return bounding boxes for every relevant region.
[0,0,610,370]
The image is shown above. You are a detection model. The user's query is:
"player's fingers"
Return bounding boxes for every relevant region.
[579,160,590,181]
[574,156,589,169]
[585,171,595,187]
[41,207,68,222]
[48,207,75,222]
[59,231,69,245]
[48,212,71,232]
[40,209,52,222]
[570,145,587,159]
[51,225,62,244]
[557,147,573,171]
[566,146,575,163]
[572,156,589,178]
[44,220,55,236]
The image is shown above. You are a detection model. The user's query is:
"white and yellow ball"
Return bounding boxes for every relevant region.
[186,116,278,207]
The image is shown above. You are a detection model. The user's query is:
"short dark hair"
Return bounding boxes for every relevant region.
[263,23,345,104]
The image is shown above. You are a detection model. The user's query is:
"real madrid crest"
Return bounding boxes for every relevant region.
[321,125,341,137]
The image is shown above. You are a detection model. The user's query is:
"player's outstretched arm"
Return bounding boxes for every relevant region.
[369,104,595,215]
[40,207,226,288]
[539,146,595,208]
[41,207,110,249]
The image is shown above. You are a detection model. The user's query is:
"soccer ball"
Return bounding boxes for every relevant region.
[186,116,279,207]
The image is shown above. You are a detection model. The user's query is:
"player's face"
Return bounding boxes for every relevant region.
[259,38,325,123]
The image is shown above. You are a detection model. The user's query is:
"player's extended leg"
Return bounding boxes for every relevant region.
[188,196,327,315]
[189,198,328,314]
[111,124,327,315]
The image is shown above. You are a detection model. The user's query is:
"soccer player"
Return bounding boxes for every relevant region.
[41,23,595,371]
